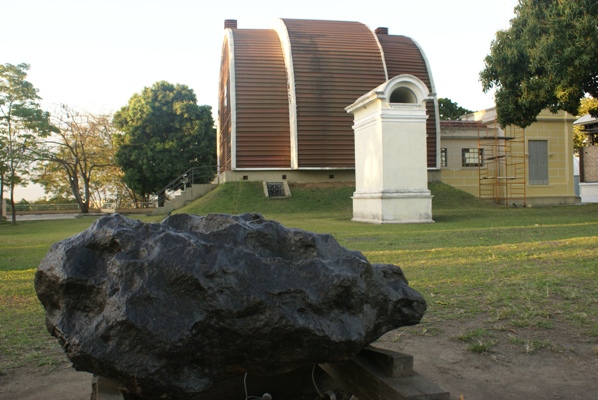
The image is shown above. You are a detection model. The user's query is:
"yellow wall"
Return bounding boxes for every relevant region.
[440,108,578,205]
[438,126,482,197]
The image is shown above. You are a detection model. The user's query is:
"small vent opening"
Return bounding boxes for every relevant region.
[263,181,292,199]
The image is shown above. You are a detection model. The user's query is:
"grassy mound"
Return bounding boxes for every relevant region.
[178,181,493,216]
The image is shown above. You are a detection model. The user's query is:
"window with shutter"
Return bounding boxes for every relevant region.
[529,140,548,185]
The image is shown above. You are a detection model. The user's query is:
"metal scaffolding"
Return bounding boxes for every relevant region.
[478,123,527,206]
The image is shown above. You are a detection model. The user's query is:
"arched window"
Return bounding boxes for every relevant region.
[389,87,417,103]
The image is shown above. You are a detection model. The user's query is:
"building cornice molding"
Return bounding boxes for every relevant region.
[223,29,237,170]
[272,18,299,170]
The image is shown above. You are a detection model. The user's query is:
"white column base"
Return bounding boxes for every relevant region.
[580,182,598,203]
[352,190,434,224]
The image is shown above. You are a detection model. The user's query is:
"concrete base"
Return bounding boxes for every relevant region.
[90,375,124,400]
[512,196,580,207]
[580,182,598,203]
[262,181,292,198]
[320,346,449,400]
[90,347,449,400]
[352,190,434,224]
[152,184,217,215]
[218,169,356,184]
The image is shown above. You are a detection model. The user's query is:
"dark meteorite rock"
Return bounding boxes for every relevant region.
[35,213,426,399]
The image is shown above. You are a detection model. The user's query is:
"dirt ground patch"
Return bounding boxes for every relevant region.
[1,319,596,400]
[376,320,598,400]
[0,362,91,400]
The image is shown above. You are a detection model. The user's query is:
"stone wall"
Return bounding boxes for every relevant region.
[582,145,598,182]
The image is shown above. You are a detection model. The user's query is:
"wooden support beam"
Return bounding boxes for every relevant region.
[320,346,449,400]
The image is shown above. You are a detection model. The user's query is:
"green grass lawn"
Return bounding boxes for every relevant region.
[1,182,597,373]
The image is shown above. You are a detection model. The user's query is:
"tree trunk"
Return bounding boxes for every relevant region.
[0,174,5,221]
[0,176,3,220]
[8,128,17,224]
[10,182,16,225]
[67,172,89,214]
[81,176,91,214]
[9,153,17,225]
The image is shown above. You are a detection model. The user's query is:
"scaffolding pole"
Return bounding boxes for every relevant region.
[478,123,526,206]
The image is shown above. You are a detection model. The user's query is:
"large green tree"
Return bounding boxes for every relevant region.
[113,81,216,201]
[438,98,473,121]
[480,0,598,128]
[0,63,56,223]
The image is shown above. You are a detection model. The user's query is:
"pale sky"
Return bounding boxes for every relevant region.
[5,0,519,200]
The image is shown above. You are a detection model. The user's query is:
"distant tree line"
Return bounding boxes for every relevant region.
[1,63,216,224]
[438,98,473,121]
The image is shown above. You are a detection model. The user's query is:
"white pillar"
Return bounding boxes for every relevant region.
[347,75,434,224]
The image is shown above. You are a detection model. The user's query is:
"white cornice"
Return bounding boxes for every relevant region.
[223,29,237,170]
[272,18,299,170]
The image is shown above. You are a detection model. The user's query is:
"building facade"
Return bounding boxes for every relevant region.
[217,18,440,183]
[217,18,578,206]
[440,108,578,206]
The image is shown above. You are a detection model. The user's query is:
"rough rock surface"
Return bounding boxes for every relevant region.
[35,213,426,399]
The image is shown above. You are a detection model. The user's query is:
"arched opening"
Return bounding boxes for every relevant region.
[389,87,417,104]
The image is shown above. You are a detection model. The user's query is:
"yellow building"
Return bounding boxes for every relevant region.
[439,107,578,206]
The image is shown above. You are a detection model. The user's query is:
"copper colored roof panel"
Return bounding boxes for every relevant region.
[282,19,387,168]
[232,29,291,169]
[218,19,441,173]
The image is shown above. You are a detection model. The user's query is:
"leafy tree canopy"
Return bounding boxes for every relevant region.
[573,97,598,148]
[438,98,473,121]
[480,0,598,128]
[113,81,216,199]
[32,106,118,213]
[577,97,598,117]
[0,63,56,223]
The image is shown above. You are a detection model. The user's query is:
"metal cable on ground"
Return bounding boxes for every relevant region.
[311,365,336,400]
[243,372,273,400]
[243,372,264,400]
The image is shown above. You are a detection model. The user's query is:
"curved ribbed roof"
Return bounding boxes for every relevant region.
[282,19,387,168]
[225,29,291,169]
[218,19,439,173]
